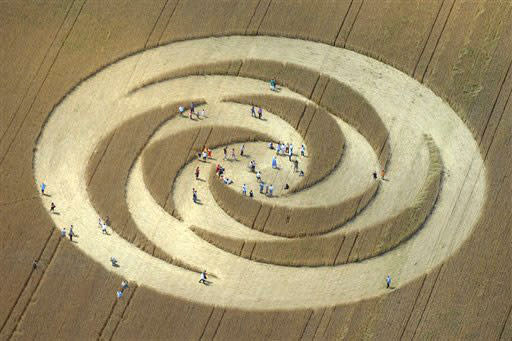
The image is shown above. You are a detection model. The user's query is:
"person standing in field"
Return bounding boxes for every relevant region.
[251,105,256,117]
[41,183,46,195]
[258,107,263,119]
[270,79,276,91]
[240,144,245,157]
[69,225,74,242]
[202,150,207,162]
[272,156,277,169]
[386,275,392,289]
[249,190,254,198]
[256,171,261,182]
[242,184,247,196]
[50,202,56,213]
[294,159,299,172]
[259,181,265,193]
[61,227,66,238]
[223,146,227,160]
[179,106,185,116]
[102,222,107,234]
[301,144,305,157]
[268,184,274,197]
[373,171,378,179]
[121,280,129,291]
[199,270,208,284]
[231,148,236,160]
[288,148,293,161]
[195,166,200,180]
[192,188,198,203]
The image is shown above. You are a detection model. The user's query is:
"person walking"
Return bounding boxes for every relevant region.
[192,188,198,203]
[199,270,208,284]
[249,190,254,198]
[373,171,378,179]
[102,222,107,234]
[50,202,56,213]
[258,107,263,119]
[41,183,46,195]
[242,184,247,196]
[288,148,293,161]
[294,159,299,172]
[61,227,66,238]
[256,171,261,182]
[301,144,305,157]
[240,144,245,157]
[251,105,256,117]
[202,150,208,162]
[259,181,265,193]
[179,106,185,116]
[268,184,274,197]
[231,148,236,160]
[69,225,74,242]
[386,275,392,289]
[223,146,227,160]
[195,166,200,180]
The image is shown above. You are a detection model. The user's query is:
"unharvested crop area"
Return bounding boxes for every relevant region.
[0,1,511,340]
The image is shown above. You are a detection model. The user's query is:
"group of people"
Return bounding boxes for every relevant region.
[197,147,213,162]
[269,141,305,175]
[116,280,130,298]
[250,106,264,119]
[223,144,245,161]
[179,103,205,120]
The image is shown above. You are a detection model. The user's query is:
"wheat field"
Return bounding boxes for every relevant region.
[0,1,511,340]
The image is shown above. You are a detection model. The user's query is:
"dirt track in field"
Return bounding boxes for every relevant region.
[1,1,511,339]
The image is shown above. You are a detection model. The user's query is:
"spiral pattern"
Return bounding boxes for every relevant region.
[34,36,486,309]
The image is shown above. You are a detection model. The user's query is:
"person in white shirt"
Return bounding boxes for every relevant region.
[199,270,208,284]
